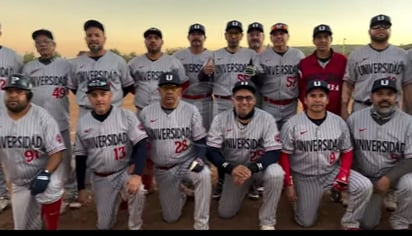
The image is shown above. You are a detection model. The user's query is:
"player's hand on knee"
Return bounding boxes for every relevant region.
[188,158,205,173]
[127,174,142,194]
[29,169,51,195]
[374,176,391,194]
[333,170,349,191]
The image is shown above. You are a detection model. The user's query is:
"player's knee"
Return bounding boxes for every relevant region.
[162,212,182,223]
[295,215,316,228]
[263,164,284,184]
[218,205,238,219]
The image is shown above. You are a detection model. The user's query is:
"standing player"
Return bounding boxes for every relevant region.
[299,24,347,116]
[74,77,148,230]
[259,22,304,129]
[207,80,284,230]
[139,72,211,230]
[22,29,76,213]
[0,74,66,229]
[68,19,135,119]
[279,80,372,229]
[0,22,23,213]
[347,78,412,229]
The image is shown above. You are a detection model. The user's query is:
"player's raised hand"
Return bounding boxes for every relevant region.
[202,57,215,76]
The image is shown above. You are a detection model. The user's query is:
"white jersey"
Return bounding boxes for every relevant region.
[68,51,134,108]
[0,46,23,107]
[259,47,304,100]
[139,101,206,167]
[128,54,188,108]
[207,108,281,165]
[281,111,353,176]
[0,104,66,186]
[74,107,147,173]
[347,107,412,178]
[22,57,70,131]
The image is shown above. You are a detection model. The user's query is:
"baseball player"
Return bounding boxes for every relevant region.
[207,80,284,230]
[0,23,23,213]
[74,77,148,230]
[341,14,412,120]
[22,29,76,213]
[347,78,412,229]
[403,49,412,115]
[173,23,213,131]
[279,80,373,229]
[139,72,211,230]
[68,19,135,119]
[0,74,66,230]
[299,24,347,116]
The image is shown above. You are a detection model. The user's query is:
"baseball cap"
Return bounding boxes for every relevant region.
[313,24,332,38]
[188,23,205,35]
[370,14,392,28]
[247,22,264,33]
[226,20,243,32]
[158,72,181,87]
[144,27,162,38]
[86,77,110,93]
[4,74,32,91]
[84,19,105,32]
[32,29,54,40]
[306,80,329,94]
[371,78,397,93]
[270,23,288,34]
[232,80,256,94]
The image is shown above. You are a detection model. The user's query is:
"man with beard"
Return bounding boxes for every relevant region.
[347,78,412,229]
[68,19,135,119]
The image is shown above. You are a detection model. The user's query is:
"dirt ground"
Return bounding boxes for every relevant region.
[0,94,394,230]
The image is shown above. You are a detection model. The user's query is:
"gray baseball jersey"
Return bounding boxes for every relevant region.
[207,108,284,227]
[0,46,23,108]
[344,45,412,111]
[139,101,210,230]
[68,51,134,109]
[74,106,147,229]
[281,111,373,228]
[128,54,188,109]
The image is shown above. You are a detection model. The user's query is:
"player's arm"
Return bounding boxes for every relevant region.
[129,137,148,175]
[194,137,207,161]
[206,146,233,174]
[45,150,63,173]
[381,158,412,189]
[122,84,135,97]
[247,149,280,173]
[75,155,88,191]
[279,151,293,187]
[341,81,354,120]
[199,56,215,81]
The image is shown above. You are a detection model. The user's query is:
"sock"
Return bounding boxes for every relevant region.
[42,198,62,230]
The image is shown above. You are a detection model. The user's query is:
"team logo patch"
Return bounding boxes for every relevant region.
[56,134,63,143]
[138,123,145,131]
[275,134,280,142]
[84,128,93,134]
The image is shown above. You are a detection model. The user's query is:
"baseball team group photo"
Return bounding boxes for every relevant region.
[0,8,412,231]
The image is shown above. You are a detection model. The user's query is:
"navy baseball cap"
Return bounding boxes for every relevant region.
[370,14,392,28]
[158,72,181,87]
[86,77,110,93]
[144,27,162,38]
[226,20,243,32]
[313,24,332,38]
[306,80,329,94]
[270,23,288,34]
[247,22,264,33]
[84,19,105,32]
[188,23,205,35]
[232,80,256,94]
[32,29,54,40]
[371,78,397,93]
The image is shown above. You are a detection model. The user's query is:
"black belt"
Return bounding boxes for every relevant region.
[155,163,178,170]
[355,100,372,106]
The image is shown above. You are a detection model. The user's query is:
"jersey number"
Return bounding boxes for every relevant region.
[237,74,248,81]
[175,140,189,153]
[329,152,337,164]
[24,150,40,163]
[286,76,297,87]
[0,78,5,89]
[52,87,67,99]
[114,146,126,160]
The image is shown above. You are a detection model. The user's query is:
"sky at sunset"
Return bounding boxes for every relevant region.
[2,0,412,58]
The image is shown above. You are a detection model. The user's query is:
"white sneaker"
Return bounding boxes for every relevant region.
[383,191,397,212]
[0,197,10,213]
[260,225,275,230]
[60,201,69,215]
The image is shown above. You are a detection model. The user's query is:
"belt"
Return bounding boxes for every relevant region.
[263,97,296,105]
[355,100,372,106]
[214,95,231,100]
[183,92,212,100]
[94,171,116,177]
[155,163,178,170]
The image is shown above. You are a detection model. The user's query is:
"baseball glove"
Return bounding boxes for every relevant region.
[29,169,51,195]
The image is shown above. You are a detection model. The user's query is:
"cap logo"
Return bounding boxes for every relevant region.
[314,81,321,86]
[193,24,200,29]
[240,81,248,86]
[377,15,385,21]
[380,79,389,86]
[318,25,326,31]
[10,76,20,84]
[89,79,107,87]
[165,74,174,81]
[252,23,259,28]
[232,21,239,26]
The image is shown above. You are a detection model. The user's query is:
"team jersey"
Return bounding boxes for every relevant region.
[0,46,23,107]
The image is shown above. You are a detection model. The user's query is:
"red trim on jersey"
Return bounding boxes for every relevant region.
[298,50,347,116]
[181,80,190,91]
[279,151,293,186]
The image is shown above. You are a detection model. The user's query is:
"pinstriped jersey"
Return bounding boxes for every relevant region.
[0,104,66,186]
[67,51,134,108]
[22,57,70,131]
[212,47,263,96]
[128,54,188,108]
[0,46,23,107]
[281,111,352,176]
[343,45,411,102]
[139,101,206,167]
[173,48,213,96]
[74,107,147,173]
[207,108,281,165]
[347,107,412,178]
[259,47,304,100]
